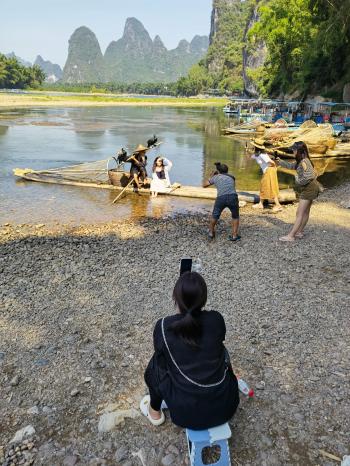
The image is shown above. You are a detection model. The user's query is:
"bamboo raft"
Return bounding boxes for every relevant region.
[13,167,296,204]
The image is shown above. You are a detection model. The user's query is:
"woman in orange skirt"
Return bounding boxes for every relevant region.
[251,148,282,212]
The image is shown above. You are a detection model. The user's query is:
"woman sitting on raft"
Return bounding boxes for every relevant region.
[150,156,173,197]
[251,148,282,212]
[140,272,240,429]
[277,141,321,242]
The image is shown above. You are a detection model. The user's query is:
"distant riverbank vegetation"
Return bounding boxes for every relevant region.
[41,82,179,96]
[0,54,45,89]
[40,77,222,98]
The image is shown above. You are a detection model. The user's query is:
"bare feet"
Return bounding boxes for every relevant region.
[295,232,304,238]
[279,235,295,242]
[253,203,264,209]
[272,206,283,213]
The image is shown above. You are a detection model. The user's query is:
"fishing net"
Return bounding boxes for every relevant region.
[14,159,122,184]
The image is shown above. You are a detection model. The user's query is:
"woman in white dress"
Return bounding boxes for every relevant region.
[150,157,173,197]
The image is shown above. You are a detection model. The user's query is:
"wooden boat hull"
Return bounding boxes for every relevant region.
[222,128,257,135]
[13,169,296,203]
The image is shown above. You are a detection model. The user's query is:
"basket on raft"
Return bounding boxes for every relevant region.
[107,158,131,187]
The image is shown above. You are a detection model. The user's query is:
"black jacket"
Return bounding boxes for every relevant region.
[147,310,239,429]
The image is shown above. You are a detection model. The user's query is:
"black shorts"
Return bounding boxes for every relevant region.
[212,194,239,220]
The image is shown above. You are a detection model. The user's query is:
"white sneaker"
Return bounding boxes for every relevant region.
[139,395,165,426]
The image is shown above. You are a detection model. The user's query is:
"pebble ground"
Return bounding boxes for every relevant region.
[1,184,349,466]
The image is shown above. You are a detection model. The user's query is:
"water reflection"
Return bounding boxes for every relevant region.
[0,125,9,137]
[74,130,106,150]
[1,106,350,225]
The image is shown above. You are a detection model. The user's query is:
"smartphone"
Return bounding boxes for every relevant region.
[180,258,192,275]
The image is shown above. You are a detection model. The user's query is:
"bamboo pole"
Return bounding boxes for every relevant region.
[112,178,135,204]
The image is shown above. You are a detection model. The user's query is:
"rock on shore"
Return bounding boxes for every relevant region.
[0,184,349,465]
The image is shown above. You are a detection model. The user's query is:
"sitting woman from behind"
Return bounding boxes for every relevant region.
[150,156,173,197]
[140,272,239,429]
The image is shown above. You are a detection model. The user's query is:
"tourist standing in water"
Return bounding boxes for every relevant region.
[277,141,321,241]
[203,163,240,241]
[251,148,282,212]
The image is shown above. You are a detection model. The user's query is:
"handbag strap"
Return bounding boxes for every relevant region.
[161,318,228,388]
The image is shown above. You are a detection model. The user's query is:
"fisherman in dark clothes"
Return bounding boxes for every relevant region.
[129,144,149,189]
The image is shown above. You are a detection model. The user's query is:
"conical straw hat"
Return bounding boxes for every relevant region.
[134,144,149,153]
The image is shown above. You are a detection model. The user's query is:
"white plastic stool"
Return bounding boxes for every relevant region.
[186,423,232,466]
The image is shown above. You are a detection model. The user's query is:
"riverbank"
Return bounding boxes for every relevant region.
[0,92,225,108]
[0,183,349,465]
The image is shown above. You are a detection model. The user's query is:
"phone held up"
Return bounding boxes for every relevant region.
[179,258,192,275]
[179,258,203,275]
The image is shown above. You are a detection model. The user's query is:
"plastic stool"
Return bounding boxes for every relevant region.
[186,423,232,466]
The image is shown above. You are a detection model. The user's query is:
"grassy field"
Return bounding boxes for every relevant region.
[0,91,226,108]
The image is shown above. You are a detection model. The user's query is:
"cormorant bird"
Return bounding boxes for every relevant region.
[116,148,128,165]
[147,134,158,148]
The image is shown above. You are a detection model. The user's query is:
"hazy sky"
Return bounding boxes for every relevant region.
[1,0,212,67]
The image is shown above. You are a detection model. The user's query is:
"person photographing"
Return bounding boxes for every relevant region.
[140,271,240,429]
[203,162,240,241]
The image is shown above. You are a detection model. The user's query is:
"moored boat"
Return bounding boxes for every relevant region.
[223,103,239,114]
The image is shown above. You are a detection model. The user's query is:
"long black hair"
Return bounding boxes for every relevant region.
[152,156,164,172]
[292,141,313,167]
[170,272,207,347]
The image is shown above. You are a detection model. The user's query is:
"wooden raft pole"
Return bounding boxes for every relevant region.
[112,178,134,204]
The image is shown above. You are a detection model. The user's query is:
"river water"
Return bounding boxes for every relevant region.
[1,106,350,225]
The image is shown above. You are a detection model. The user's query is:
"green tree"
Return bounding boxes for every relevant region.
[0,54,45,89]
[248,0,316,96]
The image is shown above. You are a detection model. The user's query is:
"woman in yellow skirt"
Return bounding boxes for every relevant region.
[251,148,282,212]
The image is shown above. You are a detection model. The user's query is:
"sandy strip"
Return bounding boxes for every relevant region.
[0,93,225,108]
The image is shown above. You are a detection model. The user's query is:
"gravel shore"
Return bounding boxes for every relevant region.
[1,183,349,466]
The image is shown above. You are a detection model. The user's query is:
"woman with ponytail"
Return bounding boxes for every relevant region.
[140,272,239,429]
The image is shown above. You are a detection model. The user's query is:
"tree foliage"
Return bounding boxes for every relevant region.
[0,54,45,89]
[43,81,181,96]
[177,0,350,98]
[205,0,255,93]
[248,0,350,97]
